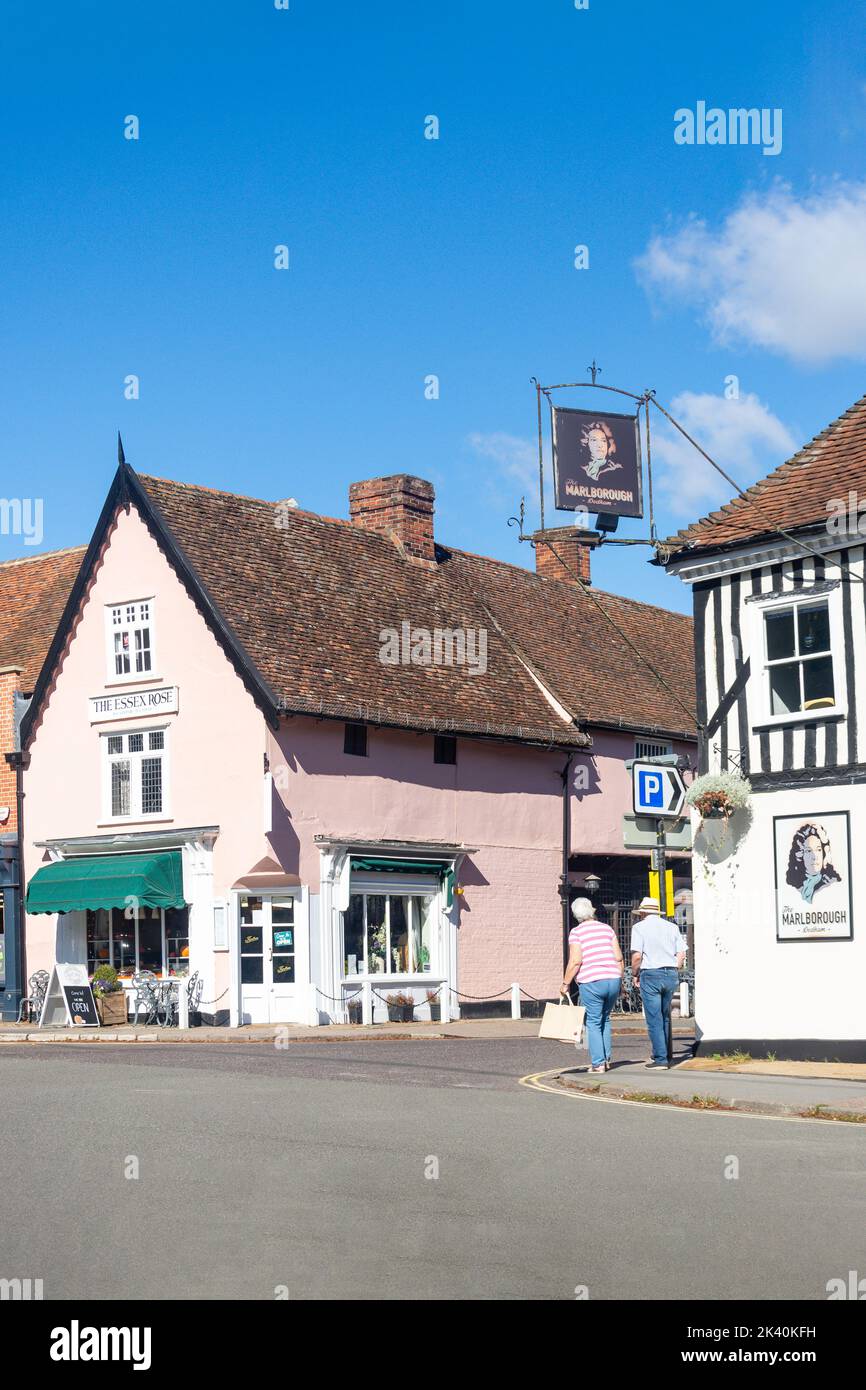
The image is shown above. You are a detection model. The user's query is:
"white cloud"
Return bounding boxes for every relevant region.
[635,183,866,363]
[466,431,539,491]
[652,390,796,518]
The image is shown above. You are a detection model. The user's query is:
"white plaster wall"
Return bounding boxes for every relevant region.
[692,784,866,1042]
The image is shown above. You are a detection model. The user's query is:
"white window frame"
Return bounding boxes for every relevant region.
[634,739,672,761]
[86,904,189,979]
[104,598,156,684]
[100,725,171,823]
[750,589,847,728]
[340,877,441,982]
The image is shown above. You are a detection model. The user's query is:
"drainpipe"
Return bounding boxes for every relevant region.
[558,753,574,973]
[1,751,24,1020]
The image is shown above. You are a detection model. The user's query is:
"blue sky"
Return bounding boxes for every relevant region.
[2,0,866,614]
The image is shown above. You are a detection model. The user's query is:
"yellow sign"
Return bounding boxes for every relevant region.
[649,869,674,916]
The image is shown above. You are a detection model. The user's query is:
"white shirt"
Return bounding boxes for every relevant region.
[630,914,686,970]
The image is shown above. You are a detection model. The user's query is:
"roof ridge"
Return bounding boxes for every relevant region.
[0,543,87,569]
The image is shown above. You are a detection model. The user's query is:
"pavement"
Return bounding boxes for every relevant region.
[0,1015,694,1043]
[0,1035,863,1299]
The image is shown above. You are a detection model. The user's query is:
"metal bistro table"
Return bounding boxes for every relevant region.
[154,976,190,1029]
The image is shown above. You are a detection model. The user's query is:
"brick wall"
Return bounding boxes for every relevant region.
[532,526,599,585]
[349,474,436,562]
[0,668,21,833]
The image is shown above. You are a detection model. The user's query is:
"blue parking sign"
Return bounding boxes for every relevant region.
[632,761,686,819]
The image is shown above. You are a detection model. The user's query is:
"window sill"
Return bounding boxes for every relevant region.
[96,816,174,828]
[103,675,164,690]
[341,973,442,985]
[752,709,846,731]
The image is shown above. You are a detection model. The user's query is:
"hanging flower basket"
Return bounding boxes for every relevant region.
[685,772,751,826]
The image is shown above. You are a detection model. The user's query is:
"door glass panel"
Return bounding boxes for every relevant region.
[272,954,295,984]
[240,898,264,984]
[344,895,364,975]
[367,894,386,972]
[271,898,295,986]
[389,896,409,973]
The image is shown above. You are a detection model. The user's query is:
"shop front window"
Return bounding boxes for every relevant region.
[342,892,437,977]
[0,893,5,988]
[87,905,189,979]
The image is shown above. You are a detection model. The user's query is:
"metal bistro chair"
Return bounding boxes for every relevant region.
[16,969,50,1024]
[131,970,161,1027]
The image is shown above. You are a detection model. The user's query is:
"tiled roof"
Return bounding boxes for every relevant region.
[448,551,696,737]
[0,547,86,691]
[667,392,866,555]
[137,473,695,744]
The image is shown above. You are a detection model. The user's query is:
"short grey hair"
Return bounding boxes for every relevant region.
[570,896,595,923]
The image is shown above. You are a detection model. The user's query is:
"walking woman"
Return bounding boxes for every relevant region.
[560,897,623,1073]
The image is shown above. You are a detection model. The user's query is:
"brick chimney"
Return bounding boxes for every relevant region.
[349,475,436,563]
[532,526,599,585]
[0,668,22,834]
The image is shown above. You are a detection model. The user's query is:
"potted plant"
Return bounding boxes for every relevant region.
[347,994,363,1025]
[685,771,751,827]
[385,992,415,1023]
[426,988,441,1023]
[92,964,127,1026]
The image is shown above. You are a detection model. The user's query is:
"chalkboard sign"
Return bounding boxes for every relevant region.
[63,982,99,1027]
[40,962,100,1028]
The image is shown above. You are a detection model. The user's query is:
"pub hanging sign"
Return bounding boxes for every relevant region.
[552,406,643,519]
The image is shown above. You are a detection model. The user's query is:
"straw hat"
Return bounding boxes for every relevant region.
[634,896,660,915]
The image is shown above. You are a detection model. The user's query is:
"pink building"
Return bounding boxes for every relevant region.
[19,462,695,1025]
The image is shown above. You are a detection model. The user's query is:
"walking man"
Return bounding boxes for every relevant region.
[630,895,686,1070]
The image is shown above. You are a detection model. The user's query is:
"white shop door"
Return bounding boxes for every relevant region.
[239,895,307,1024]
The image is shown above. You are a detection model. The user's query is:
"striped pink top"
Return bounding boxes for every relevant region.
[568,919,622,984]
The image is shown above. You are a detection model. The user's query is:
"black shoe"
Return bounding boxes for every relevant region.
[644,1060,670,1070]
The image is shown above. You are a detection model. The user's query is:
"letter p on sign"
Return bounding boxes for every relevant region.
[639,770,663,808]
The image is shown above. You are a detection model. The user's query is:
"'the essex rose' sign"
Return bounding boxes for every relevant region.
[89,686,179,723]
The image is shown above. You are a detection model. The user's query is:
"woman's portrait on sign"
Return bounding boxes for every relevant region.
[785,821,842,903]
[580,419,622,481]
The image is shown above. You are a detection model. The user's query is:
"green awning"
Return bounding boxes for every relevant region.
[350,856,457,908]
[26,851,186,916]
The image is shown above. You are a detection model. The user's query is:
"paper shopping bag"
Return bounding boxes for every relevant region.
[538,996,586,1042]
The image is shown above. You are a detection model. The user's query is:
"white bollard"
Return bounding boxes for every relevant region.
[362,979,373,1027]
[177,980,189,1030]
[511,982,521,1020]
[679,980,690,1018]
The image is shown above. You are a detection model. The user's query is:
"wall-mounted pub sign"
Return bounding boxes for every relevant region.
[89,685,179,724]
[773,811,853,942]
[552,406,643,519]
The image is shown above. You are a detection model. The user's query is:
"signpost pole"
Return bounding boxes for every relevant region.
[656,818,674,1065]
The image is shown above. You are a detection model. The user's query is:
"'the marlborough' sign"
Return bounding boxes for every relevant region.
[89,686,179,723]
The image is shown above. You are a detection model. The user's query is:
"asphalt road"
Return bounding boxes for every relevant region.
[0,1037,862,1300]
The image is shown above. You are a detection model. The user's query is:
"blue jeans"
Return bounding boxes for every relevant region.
[640,967,678,1063]
[579,977,621,1067]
